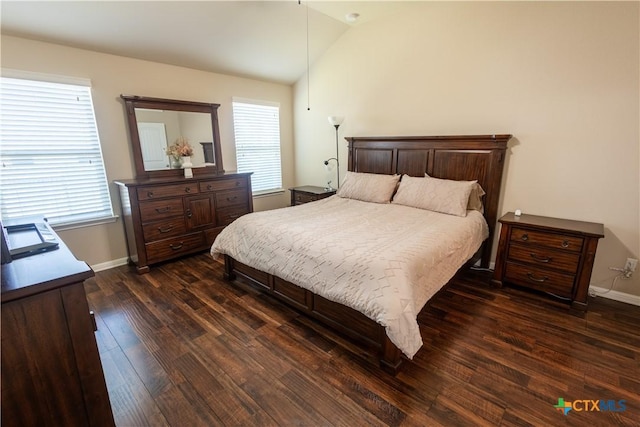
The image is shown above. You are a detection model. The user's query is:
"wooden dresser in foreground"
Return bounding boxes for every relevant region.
[1,225,114,426]
[289,185,336,206]
[115,173,253,273]
[492,212,604,310]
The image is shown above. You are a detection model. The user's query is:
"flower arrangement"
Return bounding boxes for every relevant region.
[166,137,194,160]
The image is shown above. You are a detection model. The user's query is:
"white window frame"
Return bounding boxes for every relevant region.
[232,97,283,195]
[0,69,115,229]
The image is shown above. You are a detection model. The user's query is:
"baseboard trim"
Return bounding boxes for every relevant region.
[91,257,129,272]
[589,286,640,306]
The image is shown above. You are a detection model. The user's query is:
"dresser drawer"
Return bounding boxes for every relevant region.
[504,262,574,298]
[137,183,199,200]
[200,177,247,193]
[507,244,580,274]
[140,199,184,222]
[215,189,248,209]
[145,232,206,263]
[217,206,249,226]
[510,227,583,252]
[142,218,186,241]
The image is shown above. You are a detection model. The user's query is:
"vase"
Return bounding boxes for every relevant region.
[182,156,193,178]
[171,157,182,169]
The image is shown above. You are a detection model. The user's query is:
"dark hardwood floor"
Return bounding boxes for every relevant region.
[86,253,640,426]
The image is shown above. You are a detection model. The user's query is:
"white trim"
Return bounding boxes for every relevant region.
[253,188,285,198]
[232,96,280,108]
[51,215,119,231]
[1,68,91,87]
[589,286,640,306]
[91,257,129,273]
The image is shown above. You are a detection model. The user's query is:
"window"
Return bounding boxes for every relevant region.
[232,99,282,194]
[0,72,114,227]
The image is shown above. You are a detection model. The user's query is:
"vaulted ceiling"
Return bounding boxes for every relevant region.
[1,1,407,85]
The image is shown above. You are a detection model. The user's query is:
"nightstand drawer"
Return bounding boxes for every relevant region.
[289,186,336,206]
[504,262,574,298]
[507,244,580,274]
[510,227,583,252]
[293,192,317,205]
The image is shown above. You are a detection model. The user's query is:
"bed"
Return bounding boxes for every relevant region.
[211,134,511,373]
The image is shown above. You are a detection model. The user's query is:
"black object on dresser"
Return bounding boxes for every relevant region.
[115,173,253,273]
[289,185,336,206]
[1,221,114,427]
[492,212,604,310]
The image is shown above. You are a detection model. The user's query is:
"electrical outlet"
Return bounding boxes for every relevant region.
[624,258,638,272]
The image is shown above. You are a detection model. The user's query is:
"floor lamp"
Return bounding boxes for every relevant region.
[324,116,344,189]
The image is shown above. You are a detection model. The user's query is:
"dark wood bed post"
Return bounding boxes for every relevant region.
[380,334,403,374]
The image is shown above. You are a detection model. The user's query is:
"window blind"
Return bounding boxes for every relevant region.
[232,100,282,194]
[0,76,114,226]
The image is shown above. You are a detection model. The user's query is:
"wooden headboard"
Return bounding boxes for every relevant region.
[345,134,512,267]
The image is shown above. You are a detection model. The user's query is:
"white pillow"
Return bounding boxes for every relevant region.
[425,173,485,213]
[337,171,400,204]
[392,175,476,217]
[467,182,486,213]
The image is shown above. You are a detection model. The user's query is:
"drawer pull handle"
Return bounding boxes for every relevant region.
[526,273,548,283]
[169,242,184,250]
[186,210,192,218]
[226,196,237,202]
[235,181,240,186]
[89,310,97,332]
[520,234,529,241]
[155,207,170,213]
[158,226,174,233]
[147,191,154,198]
[561,240,570,248]
[185,187,191,193]
[207,185,213,190]
[530,253,552,263]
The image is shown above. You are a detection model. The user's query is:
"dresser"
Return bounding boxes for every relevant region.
[115,173,253,273]
[1,222,114,426]
[289,185,336,206]
[492,212,604,310]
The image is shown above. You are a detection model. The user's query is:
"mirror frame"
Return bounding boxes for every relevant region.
[121,95,224,179]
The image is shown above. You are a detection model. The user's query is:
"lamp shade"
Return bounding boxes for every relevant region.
[328,116,344,126]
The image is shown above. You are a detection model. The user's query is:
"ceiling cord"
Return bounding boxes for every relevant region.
[305,1,310,110]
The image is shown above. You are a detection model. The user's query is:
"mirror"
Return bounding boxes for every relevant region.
[121,95,224,179]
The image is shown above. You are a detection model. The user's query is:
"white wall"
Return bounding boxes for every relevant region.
[293,2,640,297]
[1,35,294,268]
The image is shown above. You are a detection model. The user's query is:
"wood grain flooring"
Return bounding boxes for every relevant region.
[86,253,640,426]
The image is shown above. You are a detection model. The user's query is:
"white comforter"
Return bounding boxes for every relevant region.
[210,196,488,358]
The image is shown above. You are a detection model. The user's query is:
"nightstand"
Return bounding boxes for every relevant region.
[289,186,336,206]
[492,212,604,311]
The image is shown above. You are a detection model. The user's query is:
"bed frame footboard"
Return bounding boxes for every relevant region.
[223,254,403,374]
